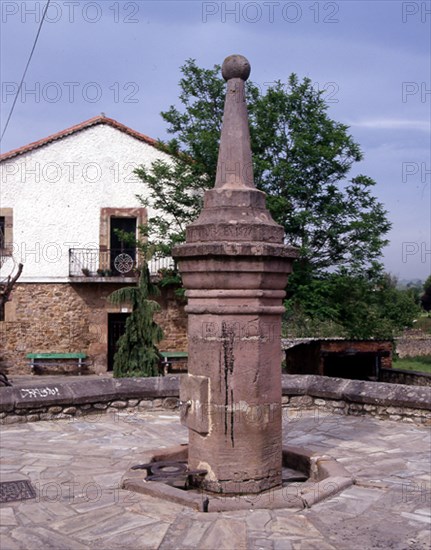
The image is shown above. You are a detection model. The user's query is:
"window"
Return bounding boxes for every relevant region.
[110,217,137,274]
[99,208,146,275]
[0,209,13,254]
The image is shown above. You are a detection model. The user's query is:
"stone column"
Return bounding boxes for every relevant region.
[173,55,297,494]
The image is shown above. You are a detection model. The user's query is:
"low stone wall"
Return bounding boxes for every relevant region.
[0,396,179,425]
[281,375,430,425]
[380,367,431,387]
[282,393,430,424]
[395,334,431,358]
[0,374,429,425]
[0,376,180,425]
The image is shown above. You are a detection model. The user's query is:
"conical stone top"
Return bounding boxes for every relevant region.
[215,55,254,189]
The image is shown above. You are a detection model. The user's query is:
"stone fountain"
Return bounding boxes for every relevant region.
[123,55,354,511]
[173,54,297,494]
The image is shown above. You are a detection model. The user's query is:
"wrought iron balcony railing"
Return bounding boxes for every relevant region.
[69,248,175,278]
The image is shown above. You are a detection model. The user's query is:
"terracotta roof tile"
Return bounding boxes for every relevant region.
[0,115,160,161]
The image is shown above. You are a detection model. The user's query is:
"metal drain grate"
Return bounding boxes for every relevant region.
[131,461,207,489]
[0,480,37,503]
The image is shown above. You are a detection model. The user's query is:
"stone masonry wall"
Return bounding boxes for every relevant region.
[1,283,92,374]
[0,397,179,425]
[0,282,187,375]
[282,395,430,425]
[154,286,187,353]
[380,367,431,387]
[395,332,431,358]
[0,375,429,426]
[1,394,428,427]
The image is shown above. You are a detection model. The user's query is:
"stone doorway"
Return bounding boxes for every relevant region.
[107,312,129,371]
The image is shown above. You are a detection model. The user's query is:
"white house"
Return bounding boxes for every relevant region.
[0,115,186,374]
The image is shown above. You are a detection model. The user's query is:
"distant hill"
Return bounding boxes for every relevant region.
[397,278,423,289]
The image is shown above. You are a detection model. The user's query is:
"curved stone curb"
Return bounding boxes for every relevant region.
[0,376,181,413]
[1,374,429,424]
[282,375,431,410]
[300,476,353,508]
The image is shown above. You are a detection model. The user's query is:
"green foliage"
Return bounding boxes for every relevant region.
[136,59,400,338]
[284,272,421,340]
[108,266,163,378]
[402,282,423,306]
[414,316,431,334]
[137,60,391,278]
[156,268,186,299]
[249,77,391,274]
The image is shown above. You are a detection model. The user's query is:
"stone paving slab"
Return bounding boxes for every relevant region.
[0,411,430,549]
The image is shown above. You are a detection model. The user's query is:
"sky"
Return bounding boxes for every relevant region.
[0,0,430,281]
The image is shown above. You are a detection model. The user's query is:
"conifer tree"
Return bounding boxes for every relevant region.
[421,275,431,313]
[108,265,163,377]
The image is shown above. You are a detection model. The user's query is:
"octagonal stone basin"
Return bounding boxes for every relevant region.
[122,444,354,513]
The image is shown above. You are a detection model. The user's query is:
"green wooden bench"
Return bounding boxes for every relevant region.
[159,351,188,375]
[26,353,87,376]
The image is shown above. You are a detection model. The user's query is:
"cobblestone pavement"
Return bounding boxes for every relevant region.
[0,410,430,549]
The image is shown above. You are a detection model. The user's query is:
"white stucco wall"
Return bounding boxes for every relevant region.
[0,124,172,281]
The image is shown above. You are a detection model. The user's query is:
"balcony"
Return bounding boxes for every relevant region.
[69,248,175,282]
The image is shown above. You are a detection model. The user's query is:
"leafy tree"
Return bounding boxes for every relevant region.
[404,280,423,306]
[284,272,421,339]
[108,265,163,377]
[135,59,415,338]
[137,59,391,279]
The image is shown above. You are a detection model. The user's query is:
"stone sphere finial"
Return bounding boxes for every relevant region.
[221,55,251,81]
